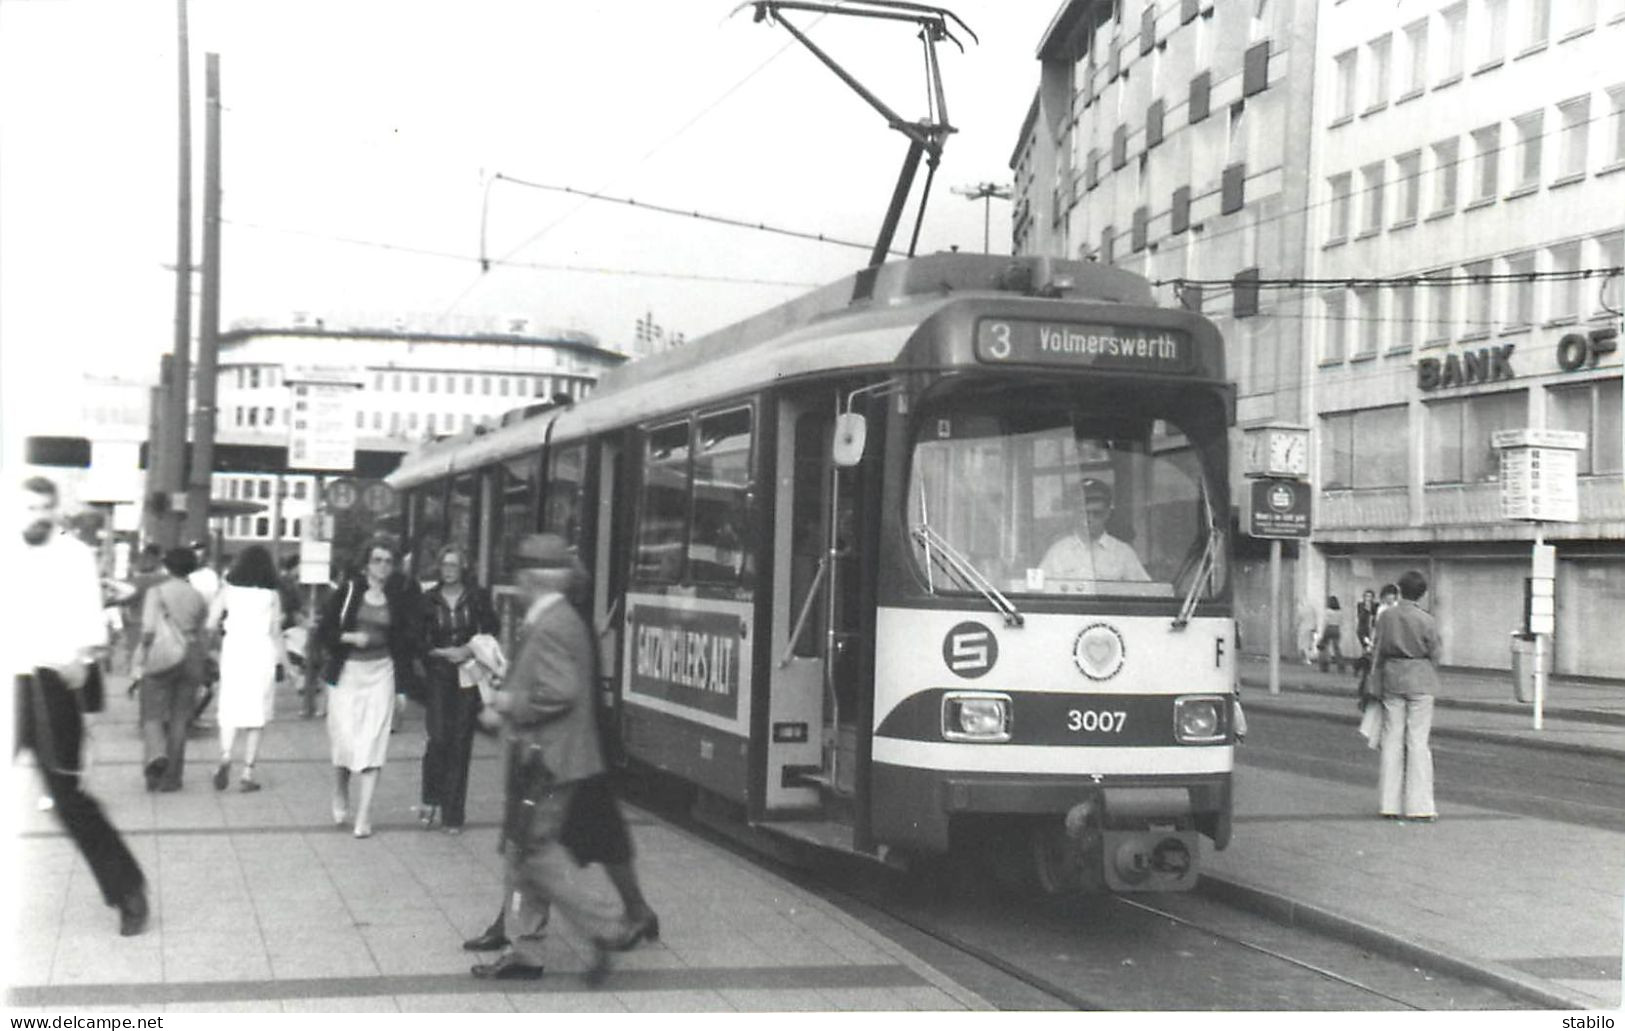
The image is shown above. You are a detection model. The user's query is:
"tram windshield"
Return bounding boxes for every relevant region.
[906,382,1228,602]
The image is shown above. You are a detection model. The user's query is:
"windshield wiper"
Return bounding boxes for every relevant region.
[911,522,1024,628]
[1172,485,1220,630]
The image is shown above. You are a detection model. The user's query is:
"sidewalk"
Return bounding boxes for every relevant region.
[4,675,990,1014]
[1207,655,1625,1010]
[1238,655,1625,758]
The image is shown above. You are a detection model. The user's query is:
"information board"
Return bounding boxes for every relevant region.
[1243,478,1312,539]
[1499,447,1579,522]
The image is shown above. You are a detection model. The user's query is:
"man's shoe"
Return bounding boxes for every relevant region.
[462,927,510,952]
[118,888,149,937]
[213,762,230,791]
[471,954,544,980]
[143,758,168,792]
[606,913,660,951]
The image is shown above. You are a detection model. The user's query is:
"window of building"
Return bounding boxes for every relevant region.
[1321,405,1410,489]
[1556,95,1591,179]
[482,376,492,395]
[1400,18,1428,95]
[1512,110,1543,189]
[1549,379,1623,474]
[391,412,402,433]
[427,375,437,394]
[258,480,271,500]
[1595,232,1625,315]
[1425,270,1455,345]
[293,481,308,500]
[1366,34,1392,110]
[463,414,474,430]
[1322,290,1348,361]
[1394,150,1422,223]
[1354,287,1381,356]
[1478,0,1508,66]
[267,367,279,389]
[227,479,239,500]
[1328,173,1352,241]
[249,367,260,389]
[1426,390,1528,483]
[408,412,419,430]
[464,376,474,393]
[255,517,270,537]
[1432,138,1460,212]
[392,373,402,391]
[1361,162,1385,233]
[374,373,384,390]
[443,375,454,393]
[247,407,258,427]
[292,518,302,538]
[372,411,383,430]
[1503,252,1536,329]
[426,413,436,434]
[1520,0,1551,49]
[1441,3,1468,80]
[236,368,246,389]
[1465,259,1495,335]
[1609,86,1625,166]
[534,377,546,397]
[1558,0,1598,37]
[1333,49,1357,120]
[1471,124,1501,201]
[1547,241,1582,320]
[410,374,420,392]
[234,407,245,427]
[1392,282,1419,351]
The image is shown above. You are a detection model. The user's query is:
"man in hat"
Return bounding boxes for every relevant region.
[471,532,633,983]
[10,476,149,936]
[1039,478,1150,583]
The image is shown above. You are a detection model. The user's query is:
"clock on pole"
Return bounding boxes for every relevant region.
[1242,423,1309,479]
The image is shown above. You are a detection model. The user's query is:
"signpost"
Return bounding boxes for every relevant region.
[1241,424,1311,697]
[284,365,365,473]
[1493,427,1586,730]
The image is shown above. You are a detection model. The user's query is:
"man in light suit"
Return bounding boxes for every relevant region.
[471,533,632,983]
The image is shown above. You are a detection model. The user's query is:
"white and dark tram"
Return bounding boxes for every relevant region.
[387,252,1238,893]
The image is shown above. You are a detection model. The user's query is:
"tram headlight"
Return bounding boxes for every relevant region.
[941,692,1012,742]
[1173,696,1225,744]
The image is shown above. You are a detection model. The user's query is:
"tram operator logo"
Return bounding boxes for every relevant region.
[942,621,998,679]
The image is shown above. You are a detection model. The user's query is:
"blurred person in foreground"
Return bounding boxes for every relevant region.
[470,533,634,983]
[9,476,148,935]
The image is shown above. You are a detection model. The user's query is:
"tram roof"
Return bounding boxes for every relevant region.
[388,254,1167,488]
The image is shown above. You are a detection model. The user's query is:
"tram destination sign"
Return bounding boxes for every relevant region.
[975,319,1192,372]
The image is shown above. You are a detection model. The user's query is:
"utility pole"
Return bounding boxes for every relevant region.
[951,181,1012,254]
[185,52,222,545]
[160,0,194,550]
[143,356,172,545]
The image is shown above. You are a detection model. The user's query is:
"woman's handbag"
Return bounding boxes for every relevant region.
[143,592,188,675]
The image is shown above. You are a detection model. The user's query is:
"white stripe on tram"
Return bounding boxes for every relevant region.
[871,737,1233,775]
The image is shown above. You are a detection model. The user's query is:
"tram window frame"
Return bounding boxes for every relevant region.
[634,421,693,584]
[492,453,542,585]
[543,441,588,551]
[447,473,481,572]
[689,406,755,587]
[411,484,450,578]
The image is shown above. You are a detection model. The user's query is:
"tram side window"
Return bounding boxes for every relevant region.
[634,422,692,583]
[543,443,587,551]
[689,408,753,586]
[492,453,540,585]
[448,474,480,575]
[412,486,449,581]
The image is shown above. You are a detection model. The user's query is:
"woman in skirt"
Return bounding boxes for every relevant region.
[317,536,421,837]
[207,545,289,792]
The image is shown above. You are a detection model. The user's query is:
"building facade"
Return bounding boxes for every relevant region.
[1307,0,1624,675]
[208,318,624,557]
[1015,0,1625,673]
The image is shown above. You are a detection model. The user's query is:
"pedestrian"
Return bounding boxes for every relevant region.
[120,544,167,679]
[470,533,634,983]
[1316,595,1346,673]
[417,544,499,834]
[206,545,290,792]
[10,476,149,935]
[1353,588,1380,678]
[318,535,421,837]
[187,542,224,730]
[1371,570,1442,822]
[133,547,209,791]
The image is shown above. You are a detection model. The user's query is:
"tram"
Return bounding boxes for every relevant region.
[387,252,1238,893]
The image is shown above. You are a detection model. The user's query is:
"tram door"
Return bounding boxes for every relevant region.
[591,438,628,763]
[766,393,863,813]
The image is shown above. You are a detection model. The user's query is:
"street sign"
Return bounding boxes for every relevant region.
[288,381,360,471]
[361,480,396,515]
[299,540,332,586]
[325,478,360,511]
[1243,478,1312,538]
[1498,446,1580,522]
[1491,428,1587,450]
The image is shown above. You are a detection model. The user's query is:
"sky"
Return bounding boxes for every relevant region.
[0,0,1058,445]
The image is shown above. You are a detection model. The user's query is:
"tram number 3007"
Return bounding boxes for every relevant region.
[1067,709,1128,733]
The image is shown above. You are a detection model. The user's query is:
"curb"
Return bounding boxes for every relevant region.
[1238,674,1625,728]
[1196,873,1605,1011]
[1239,693,1625,761]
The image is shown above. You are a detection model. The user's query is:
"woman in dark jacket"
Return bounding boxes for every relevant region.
[416,544,498,833]
[316,536,422,837]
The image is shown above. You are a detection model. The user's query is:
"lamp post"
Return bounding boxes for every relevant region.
[951,182,1013,254]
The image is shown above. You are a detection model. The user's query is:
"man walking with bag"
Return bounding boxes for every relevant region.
[9,476,148,935]
[471,533,633,983]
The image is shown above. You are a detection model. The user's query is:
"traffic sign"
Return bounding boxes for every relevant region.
[325,478,360,512]
[1243,478,1312,539]
[361,481,396,515]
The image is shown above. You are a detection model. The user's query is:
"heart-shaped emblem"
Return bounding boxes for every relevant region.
[1084,638,1116,666]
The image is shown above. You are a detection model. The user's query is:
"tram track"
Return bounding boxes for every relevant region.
[623,780,1528,1011]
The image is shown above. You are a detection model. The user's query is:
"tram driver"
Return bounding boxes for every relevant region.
[1037,478,1150,586]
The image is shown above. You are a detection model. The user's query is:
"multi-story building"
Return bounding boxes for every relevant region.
[1014,0,1624,674]
[1015,0,1325,652]
[208,316,624,555]
[1308,0,1623,675]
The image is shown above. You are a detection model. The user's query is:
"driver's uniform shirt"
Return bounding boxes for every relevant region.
[1038,532,1150,582]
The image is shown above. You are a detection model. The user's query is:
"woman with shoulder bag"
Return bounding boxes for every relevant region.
[133,548,209,792]
[317,536,421,838]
